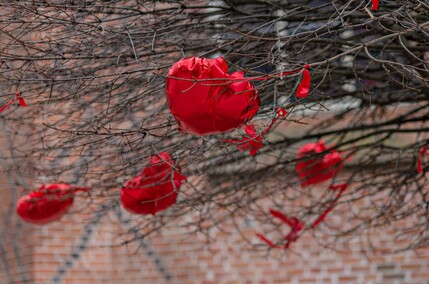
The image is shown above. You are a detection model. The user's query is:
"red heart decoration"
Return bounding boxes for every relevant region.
[295,140,343,187]
[16,184,84,225]
[121,152,186,215]
[165,57,260,135]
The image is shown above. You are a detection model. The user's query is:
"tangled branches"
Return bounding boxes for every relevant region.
[0,0,428,254]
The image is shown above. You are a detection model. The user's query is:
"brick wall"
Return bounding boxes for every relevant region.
[2,186,429,284]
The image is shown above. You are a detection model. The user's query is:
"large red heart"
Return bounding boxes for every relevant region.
[295,141,343,187]
[16,184,84,225]
[121,152,186,215]
[165,57,260,135]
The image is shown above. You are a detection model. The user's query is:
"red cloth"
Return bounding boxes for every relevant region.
[0,91,26,112]
[16,184,84,225]
[257,184,348,249]
[371,0,379,10]
[121,152,186,215]
[295,140,343,186]
[417,145,429,173]
[165,57,260,135]
[224,108,287,156]
[256,209,304,249]
[295,65,311,98]
[224,124,263,156]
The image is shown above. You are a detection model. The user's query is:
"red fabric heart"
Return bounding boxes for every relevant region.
[165,57,260,135]
[16,184,85,225]
[295,140,343,187]
[121,152,186,215]
[371,0,379,10]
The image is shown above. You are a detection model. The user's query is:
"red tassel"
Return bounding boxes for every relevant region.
[257,209,304,249]
[311,183,348,228]
[255,233,282,248]
[296,65,311,98]
[0,100,15,113]
[269,209,296,227]
[0,91,27,113]
[417,145,429,173]
[16,92,27,107]
[371,0,379,10]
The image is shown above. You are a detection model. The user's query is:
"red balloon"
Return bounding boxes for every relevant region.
[295,141,343,187]
[121,152,186,215]
[16,184,84,225]
[165,57,260,135]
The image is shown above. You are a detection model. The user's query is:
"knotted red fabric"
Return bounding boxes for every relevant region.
[165,57,260,135]
[257,184,348,249]
[295,140,343,187]
[0,91,27,113]
[371,0,379,10]
[224,107,287,156]
[417,145,429,173]
[121,152,186,215]
[16,184,86,225]
[296,64,311,98]
[311,183,348,228]
[256,209,304,249]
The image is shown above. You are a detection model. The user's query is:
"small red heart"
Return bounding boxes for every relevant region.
[295,140,343,187]
[165,57,260,135]
[16,184,79,225]
[121,152,186,215]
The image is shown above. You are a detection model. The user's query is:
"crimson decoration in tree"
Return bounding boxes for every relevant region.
[121,152,186,216]
[16,184,87,225]
[295,140,343,187]
[165,57,260,136]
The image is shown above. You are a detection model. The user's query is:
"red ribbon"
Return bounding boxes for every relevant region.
[296,64,311,98]
[255,233,283,249]
[311,183,348,228]
[0,92,27,112]
[257,183,348,249]
[224,107,287,156]
[256,209,304,249]
[417,145,429,173]
[371,0,379,10]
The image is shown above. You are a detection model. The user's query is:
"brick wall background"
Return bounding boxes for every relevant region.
[1,106,427,284]
[2,184,429,284]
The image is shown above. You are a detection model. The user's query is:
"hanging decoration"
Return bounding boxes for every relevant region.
[256,209,304,249]
[16,184,87,225]
[121,152,186,216]
[0,91,27,113]
[257,183,348,249]
[311,183,348,228]
[165,57,260,135]
[417,145,429,173]
[295,140,343,187]
[165,57,310,137]
[224,107,287,156]
[371,0,379,10]
[295,64,311,98]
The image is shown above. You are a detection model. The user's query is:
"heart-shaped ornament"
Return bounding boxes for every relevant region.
[121,152,186,215]
[165,57,260,135]
[16,184,85,225]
